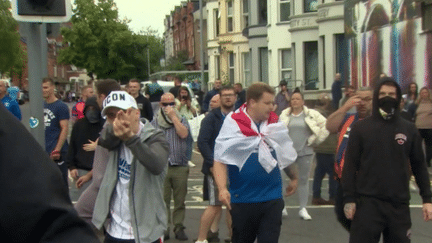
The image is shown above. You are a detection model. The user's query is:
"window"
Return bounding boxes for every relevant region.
[280,0,290,22]
[214,9,220,37]
[54,65,57,77]
[304,0,318,12]
[304,41,318,90]
[259,0,267,25]
[259,47,269,83]
[229,52,235,84]
[280,49,292,82]
[335,34,345,77]
[227,1,234,32]
[215,55,220,80]
[242,0,249,29]
[243,52,251,87]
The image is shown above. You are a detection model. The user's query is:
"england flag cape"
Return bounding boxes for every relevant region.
[214,104,297,173]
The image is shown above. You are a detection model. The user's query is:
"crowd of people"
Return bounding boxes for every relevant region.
[1,75,432,243]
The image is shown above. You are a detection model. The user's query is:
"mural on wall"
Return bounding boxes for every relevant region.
[345,0,432,92]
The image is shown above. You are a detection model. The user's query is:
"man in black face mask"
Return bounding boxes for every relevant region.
[342,77,432,243]
[66,96,104,200]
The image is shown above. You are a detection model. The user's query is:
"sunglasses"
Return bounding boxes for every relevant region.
[161,102,175,107]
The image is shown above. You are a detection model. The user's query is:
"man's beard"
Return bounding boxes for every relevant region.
[221,103,234,110]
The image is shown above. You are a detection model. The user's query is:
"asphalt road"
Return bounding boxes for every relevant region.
[18,102,432,242]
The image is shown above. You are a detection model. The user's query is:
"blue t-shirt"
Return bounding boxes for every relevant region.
[228,150,282,204]
[44,100,70,154]
[1,95,21,120]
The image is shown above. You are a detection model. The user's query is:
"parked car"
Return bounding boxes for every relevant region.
[141,80,200,110]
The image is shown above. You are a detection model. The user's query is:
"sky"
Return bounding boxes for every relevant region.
[114,0,183,36]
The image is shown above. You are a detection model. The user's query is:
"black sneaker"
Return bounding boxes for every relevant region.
[207,230,220,242]
[164,230,170,241]
[175,228,188,241]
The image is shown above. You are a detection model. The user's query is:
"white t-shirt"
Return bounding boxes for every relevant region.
[106,142,134,239]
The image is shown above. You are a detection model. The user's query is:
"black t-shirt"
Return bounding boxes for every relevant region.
[135,94,153,121]
[169,86,181,97]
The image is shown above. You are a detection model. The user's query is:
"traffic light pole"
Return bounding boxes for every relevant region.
[27,23,46,149]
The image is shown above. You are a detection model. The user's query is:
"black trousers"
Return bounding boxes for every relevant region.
[335,181,351,231]
[419,129,432,167]
[349,197,411,243]
[230,198,284,243]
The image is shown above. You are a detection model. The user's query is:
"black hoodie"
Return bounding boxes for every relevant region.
[66,96,104,171]
[342,78,431,204]
[0,103,99,242]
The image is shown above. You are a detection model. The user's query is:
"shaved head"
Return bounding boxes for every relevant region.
[161,93,175,103]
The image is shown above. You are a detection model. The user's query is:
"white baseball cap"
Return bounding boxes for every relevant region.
[102,91,138,117]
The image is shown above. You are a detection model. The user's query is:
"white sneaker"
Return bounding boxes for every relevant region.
[299,208,312,220]
[409,180,418,192]
[282,208,288,217]
[195,240,208,243]
[188,161,196,167]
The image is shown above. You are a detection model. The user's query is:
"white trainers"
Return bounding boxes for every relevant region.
[299,208,312,220]
[188,161,196,167]
[195,240,208,243]
[282,207,288,217]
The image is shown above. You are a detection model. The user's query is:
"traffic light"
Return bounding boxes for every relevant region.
[11,0,72,23]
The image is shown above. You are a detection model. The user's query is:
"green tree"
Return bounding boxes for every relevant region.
[59,0,165,83]
[0,0,26,78]
[164,50,189,71]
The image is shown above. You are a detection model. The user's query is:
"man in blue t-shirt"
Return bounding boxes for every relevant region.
[43,77,70,187]
[0,80,21,120]
[213,83,298,243]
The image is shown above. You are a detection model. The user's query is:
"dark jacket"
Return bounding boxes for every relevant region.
[202,89,219,113]
[331,80,342,109]
[0,103,99,242]
[342,78,432,204]
[66,96,104,171]
[198,107,225,175]
[135,94,153,121]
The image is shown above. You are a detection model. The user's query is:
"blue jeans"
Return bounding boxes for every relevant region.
[312,153,337,199]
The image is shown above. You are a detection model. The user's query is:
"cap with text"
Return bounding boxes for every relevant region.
[102,91,138,116]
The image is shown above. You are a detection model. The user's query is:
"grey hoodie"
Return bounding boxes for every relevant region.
[92,119,169,242]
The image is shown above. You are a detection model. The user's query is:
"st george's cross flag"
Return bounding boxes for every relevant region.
[214,104,297,173]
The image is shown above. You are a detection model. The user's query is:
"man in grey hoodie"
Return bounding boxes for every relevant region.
[92,91,170,243]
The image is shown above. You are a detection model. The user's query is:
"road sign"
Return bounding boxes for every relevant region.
[11,0,72,23]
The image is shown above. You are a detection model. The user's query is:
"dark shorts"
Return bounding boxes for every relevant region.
[203,174,222,206]
[230,198,284,243]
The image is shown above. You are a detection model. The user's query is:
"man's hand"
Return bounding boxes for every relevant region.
[70,169,79,180]
[422,203,432,221]
[219,188,231,210]
[113,108,136,141]
[76,173,91,189]
[164,105,177,120]
[343,95,361,110]
[344,202,356,220]
[285,179,298,196]
[50,150,61,160]
[83,139,98,151]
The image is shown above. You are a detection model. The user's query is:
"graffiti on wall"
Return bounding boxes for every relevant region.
[345,0,432,91]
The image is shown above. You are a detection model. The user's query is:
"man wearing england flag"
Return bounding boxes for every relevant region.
[213,83,299,243]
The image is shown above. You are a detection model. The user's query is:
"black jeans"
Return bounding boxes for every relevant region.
[230,198,284,243]
[349,197,411,243]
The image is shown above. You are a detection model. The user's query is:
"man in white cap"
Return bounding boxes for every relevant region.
[92,91,170,243]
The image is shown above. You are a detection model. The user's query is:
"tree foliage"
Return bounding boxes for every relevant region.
[0,0,26,77]
[59,0,164,82]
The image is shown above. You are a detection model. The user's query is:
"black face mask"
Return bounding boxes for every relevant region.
[86,109,100,123]
[378,96,398,120]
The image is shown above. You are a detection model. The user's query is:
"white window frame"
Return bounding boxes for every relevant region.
[280,49,293,82]
[242,0,249,29]
[227,1,234,32]
[229,52,235,84]
[279,0,291,22]
[242,52,251,86]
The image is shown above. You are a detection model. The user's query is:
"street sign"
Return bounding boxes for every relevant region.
[11,0,72,23]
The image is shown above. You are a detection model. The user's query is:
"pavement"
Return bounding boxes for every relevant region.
[18,102,432,242]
